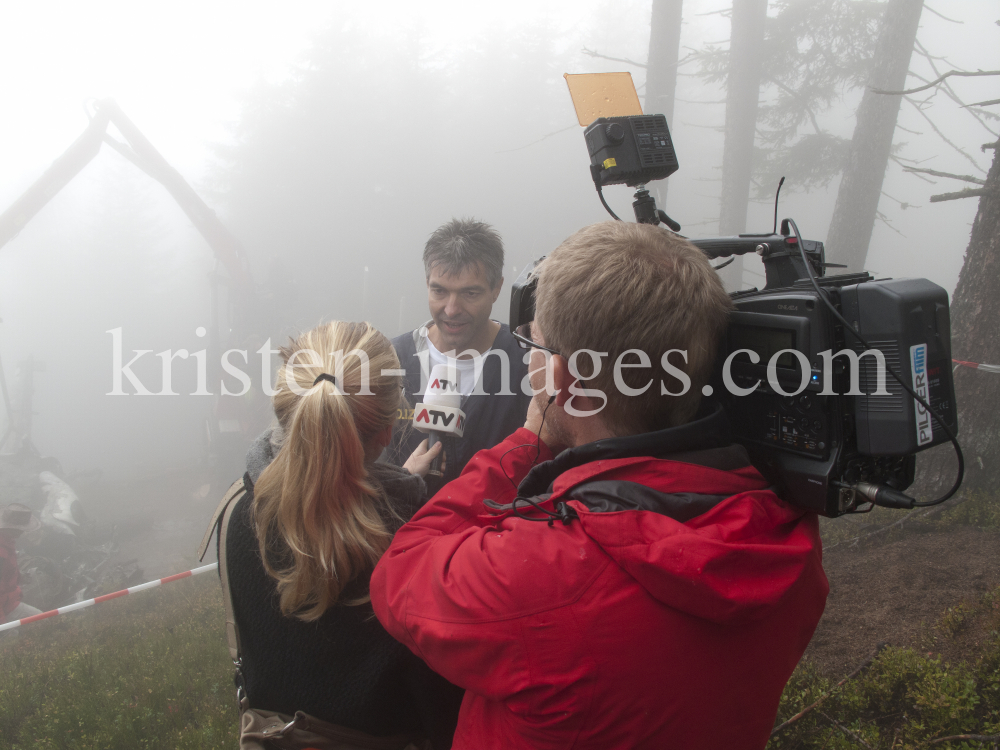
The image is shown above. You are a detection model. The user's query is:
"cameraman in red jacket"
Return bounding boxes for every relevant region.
[370,221,829,749]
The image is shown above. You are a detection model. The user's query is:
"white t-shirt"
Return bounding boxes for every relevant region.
[425,335,489,397]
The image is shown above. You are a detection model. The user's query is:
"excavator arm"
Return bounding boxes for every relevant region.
[0,100,260,470]
[0,99,251,291]
[0,106,111,249]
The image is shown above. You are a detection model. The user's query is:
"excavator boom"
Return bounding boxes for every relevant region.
[0,108,110,249]
[0,99,250,290]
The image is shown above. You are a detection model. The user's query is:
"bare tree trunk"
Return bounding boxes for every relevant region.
[915,141,1000,499]
[826,0,924,272]
[717,0,768,290]
[645,0,683,211]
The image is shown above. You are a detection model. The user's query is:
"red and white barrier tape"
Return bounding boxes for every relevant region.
[0,562,218,633]
[953,359,1000,374]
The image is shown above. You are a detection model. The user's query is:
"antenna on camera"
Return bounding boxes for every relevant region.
[772,176,785,235]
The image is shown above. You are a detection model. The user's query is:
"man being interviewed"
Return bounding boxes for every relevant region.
[370,221,829,750]
[383,218,531,494]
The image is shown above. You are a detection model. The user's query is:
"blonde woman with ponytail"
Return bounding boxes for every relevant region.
[221,321,462,750]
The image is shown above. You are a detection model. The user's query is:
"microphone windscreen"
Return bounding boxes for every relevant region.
[411,402,466,437]
[424,363,462,408]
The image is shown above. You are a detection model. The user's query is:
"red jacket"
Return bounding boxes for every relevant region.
[371,412,828,749]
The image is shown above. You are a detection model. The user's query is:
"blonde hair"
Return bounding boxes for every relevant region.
[535,221,732,434]
[253,321,402,621]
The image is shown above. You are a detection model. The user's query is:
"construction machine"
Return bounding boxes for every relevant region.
[0,98,262,468]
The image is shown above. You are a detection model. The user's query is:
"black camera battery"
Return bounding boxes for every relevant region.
[584,115,679,187]
[839,278,957,455]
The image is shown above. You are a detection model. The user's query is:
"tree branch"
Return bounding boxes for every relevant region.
[765,77,824,135]
[817,711,873,749]
[903,167,986,185]
[872,69,1000,95]
[580,48,646,69]
[923,5,963,23]
[495,124,577,154]
[930,188,987,202]
[881,191,919,210]
[911,45,955,64]
[770,644,887,737]
[912,40,959,68]
[876,210,906,236]
[905,96,988,173]
[896,159,936,182]
[926,735,1000,746]
[967,107,1000,121]
[890,153,935,166]
[966,98,1000,107]
[913,41,1000,137]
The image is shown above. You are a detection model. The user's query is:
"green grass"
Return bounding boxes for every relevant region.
[0,572,236,750]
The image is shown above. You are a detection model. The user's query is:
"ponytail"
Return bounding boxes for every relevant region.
[252,322,402,621]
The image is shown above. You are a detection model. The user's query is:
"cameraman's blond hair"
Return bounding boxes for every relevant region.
[253,321,401,621]
[535,221,732,434]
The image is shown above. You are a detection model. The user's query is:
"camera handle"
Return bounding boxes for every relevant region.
[590,172,826,290]
[689,225,828,290]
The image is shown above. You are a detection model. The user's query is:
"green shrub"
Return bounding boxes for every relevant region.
[769,587,1000,749]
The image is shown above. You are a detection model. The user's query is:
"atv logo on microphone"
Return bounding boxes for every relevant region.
[415,408,465,430]
[429,378,459,393]
[910,343,933,446]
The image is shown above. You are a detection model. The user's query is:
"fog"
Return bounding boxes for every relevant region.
[0,1,996,576]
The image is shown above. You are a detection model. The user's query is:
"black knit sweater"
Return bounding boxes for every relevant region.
[223,462,463,748]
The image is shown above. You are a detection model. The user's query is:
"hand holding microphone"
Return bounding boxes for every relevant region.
[412,364,466,477]
[402,439,444,478]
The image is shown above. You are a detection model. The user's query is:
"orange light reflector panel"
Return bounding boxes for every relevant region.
[564,72,643,126]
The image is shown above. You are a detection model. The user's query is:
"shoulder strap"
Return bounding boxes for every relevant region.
[198,478,247,562]
[218,485,246,664]
[196,477,247,664]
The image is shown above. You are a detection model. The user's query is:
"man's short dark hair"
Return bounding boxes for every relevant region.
[423,219,504,289]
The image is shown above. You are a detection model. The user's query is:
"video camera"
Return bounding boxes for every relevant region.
[510,111,960,518]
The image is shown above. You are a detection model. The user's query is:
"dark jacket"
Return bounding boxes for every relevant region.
[371,405,829,749]
[383,322,531,494]
[224,460,463,748]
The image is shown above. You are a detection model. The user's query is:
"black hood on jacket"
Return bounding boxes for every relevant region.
[518,401,738,499]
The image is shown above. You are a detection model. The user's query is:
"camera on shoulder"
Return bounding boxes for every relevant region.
[511,84,960,518]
